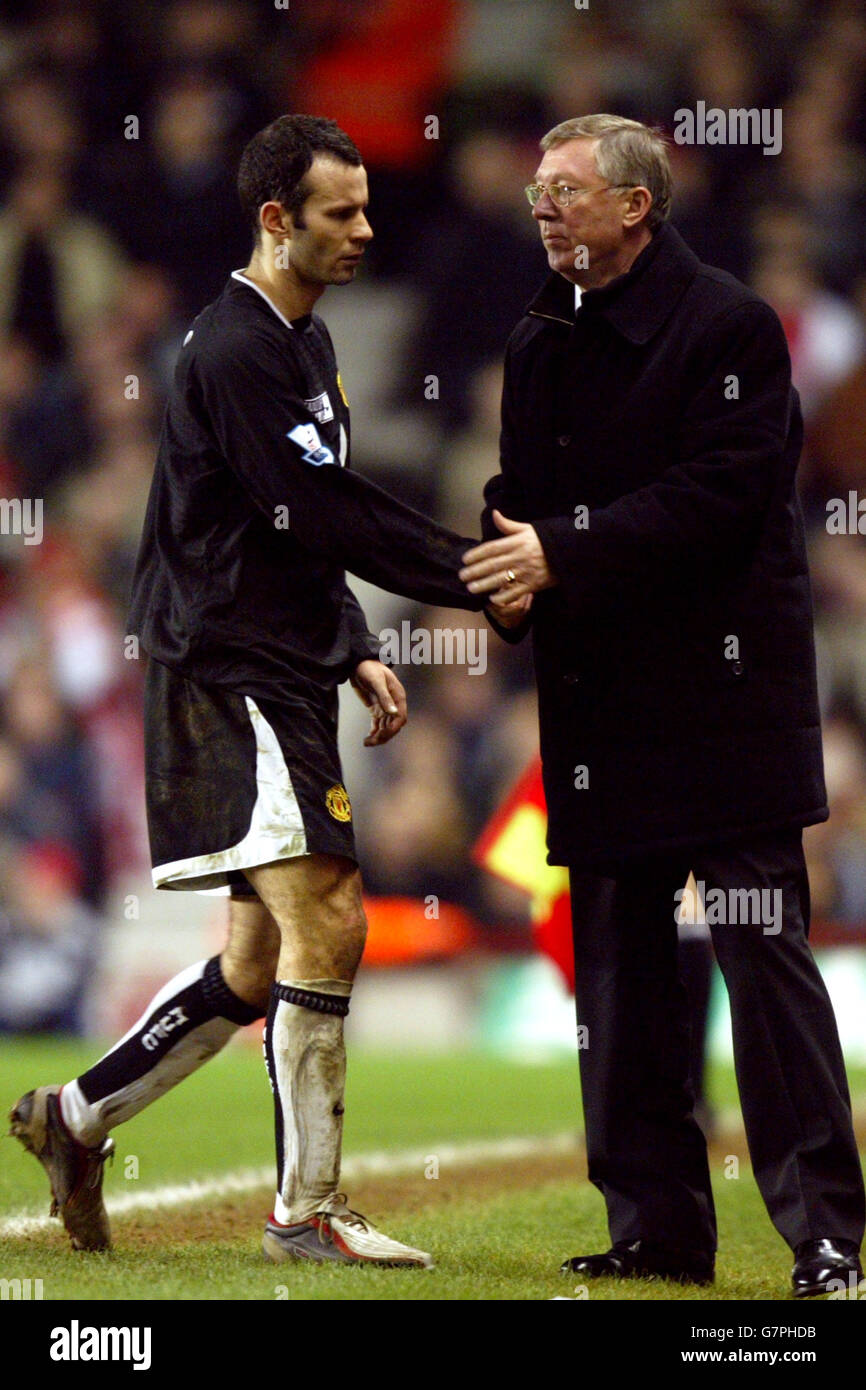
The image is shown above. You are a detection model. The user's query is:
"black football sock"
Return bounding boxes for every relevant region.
[60,956,262,1146]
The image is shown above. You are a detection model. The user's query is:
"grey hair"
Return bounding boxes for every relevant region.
[541,114,672,232]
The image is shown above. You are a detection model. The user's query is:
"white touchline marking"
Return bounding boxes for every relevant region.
[0,1131,581,1239]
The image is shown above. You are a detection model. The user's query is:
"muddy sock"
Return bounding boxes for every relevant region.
[263,979,352,1225]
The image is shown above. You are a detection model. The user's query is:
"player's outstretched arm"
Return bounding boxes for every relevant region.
[197,340,485,613]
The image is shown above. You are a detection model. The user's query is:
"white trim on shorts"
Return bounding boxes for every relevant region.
[152,696,308,891]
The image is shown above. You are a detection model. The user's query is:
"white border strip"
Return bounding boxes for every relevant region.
[153,696,307,891]
[0,1132,579,1240]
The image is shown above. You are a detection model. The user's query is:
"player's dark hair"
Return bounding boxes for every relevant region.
[237,115,363,240]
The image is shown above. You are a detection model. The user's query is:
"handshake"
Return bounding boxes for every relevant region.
[459,508,556,627]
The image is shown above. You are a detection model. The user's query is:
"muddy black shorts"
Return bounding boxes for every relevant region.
[144,658,356,893]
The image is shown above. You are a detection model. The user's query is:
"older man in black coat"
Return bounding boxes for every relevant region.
[461,114,864,1297]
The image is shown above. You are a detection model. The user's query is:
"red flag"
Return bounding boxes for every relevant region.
[473,757,575,991]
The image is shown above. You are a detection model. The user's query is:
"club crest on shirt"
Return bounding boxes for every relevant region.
[303,391,334,424]
[287,422,335,466]
[326,784,352,822]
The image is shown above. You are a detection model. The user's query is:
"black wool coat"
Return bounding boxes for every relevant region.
[482,223,828,869]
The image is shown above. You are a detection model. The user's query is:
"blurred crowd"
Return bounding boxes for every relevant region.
[0,0,865,1032]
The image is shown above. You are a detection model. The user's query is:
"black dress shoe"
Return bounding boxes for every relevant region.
[561,1238,714,1286]
[792,1238,863,1298]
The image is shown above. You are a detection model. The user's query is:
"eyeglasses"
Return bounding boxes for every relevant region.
[524,182,631,208]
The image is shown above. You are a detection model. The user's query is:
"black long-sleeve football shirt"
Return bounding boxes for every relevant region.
[129,272,482,703]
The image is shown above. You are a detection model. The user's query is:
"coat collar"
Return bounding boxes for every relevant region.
[526,223,700,344]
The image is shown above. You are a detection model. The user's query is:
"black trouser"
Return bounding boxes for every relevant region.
[569,827,865,1255]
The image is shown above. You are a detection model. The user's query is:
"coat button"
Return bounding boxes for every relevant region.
[557,434,571,447]
[731,660,744,676]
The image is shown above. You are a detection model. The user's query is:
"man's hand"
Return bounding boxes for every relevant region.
[486,592,533,628]
[460,510,556,609]
[351,659,408,746]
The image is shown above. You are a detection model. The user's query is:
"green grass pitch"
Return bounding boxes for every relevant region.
[1,1036,864,1301]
